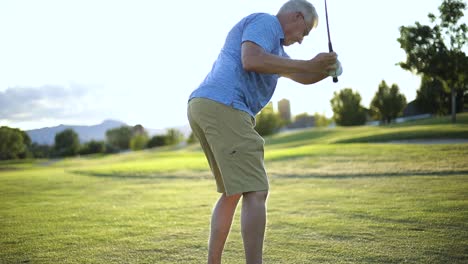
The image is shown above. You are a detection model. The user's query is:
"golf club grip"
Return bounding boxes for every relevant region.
[328,42,339,83]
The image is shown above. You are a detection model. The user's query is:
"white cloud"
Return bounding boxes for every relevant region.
[0,83,95,122]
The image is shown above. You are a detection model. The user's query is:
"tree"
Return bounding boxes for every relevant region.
[415,75,450,115]
[30,143,52,158]
[0,126,28,160]
[54,129,80,157]
[165,129,184,146]
[397,0,468,122]
[187,132,199,144]
[132,124,147,137]
[255,102,283,136]
[106,126,133,151]
[129,124,149,150]
[130,135,149,150]
[313,112,332,127]
[330,88,367,126]
[79,140,106,155]
[370,80,407,124]
[19,131,32,158]
[147,135,167,148]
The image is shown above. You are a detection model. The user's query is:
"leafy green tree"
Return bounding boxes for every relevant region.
[397,0,468,122]
[128,124,149,150]
[255,102,283,136]
[331,88,367,126]
[313,112,332,127]
[30,143,53,158]
[130,135,149,150]
[165,129,184,146]
[132,124,147,137]
[0,126,28,160]
[54,129,80,157]
[106,126,133,150]
[79,140,106,155]
[370,80,407,124]
[19,131,33,158]
[147,135,167,148]
[187,132,199,144]
[415,75,450,115]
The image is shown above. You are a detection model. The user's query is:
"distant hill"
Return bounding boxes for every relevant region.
[27,119,127,145]
[26,120,193,146]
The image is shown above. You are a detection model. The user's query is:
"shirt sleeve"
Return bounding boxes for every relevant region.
[241,14,280,53]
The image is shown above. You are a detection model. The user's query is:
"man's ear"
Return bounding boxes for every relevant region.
[295,12,302,20]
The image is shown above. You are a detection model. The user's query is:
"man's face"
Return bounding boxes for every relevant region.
[283,12,311,46]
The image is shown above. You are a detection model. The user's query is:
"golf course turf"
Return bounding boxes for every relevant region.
[1,114,467,263]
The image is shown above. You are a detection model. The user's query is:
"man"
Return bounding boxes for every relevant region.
[187,0,341,263]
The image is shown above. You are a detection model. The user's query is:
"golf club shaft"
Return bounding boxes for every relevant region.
[325,0,338,83]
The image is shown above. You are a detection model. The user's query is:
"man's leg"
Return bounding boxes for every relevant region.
[241,191,268,264]
[208,193,242,264]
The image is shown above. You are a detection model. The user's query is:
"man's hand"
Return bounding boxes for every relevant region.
[282,52,340,84]
[308,52,338,74]
[328,59,343,77]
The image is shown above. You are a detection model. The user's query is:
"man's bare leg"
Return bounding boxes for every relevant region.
[241,191,268,264]
[208,193,242,264]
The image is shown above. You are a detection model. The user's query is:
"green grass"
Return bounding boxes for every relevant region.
[266,113,468,147]
[1,114,468,263]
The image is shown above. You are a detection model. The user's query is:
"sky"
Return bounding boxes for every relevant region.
[1,0,466,131]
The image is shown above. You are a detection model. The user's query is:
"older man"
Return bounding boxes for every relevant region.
[187,0,341,263]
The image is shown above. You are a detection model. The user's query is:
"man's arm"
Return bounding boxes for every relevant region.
[241,41,336,76]
[281,72,329,85]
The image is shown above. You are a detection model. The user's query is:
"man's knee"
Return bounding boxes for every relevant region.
[243,190,268,203]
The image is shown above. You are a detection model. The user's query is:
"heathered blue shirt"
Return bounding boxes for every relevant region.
[189,13,289,117]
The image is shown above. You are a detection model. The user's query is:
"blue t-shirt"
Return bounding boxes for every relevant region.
[189,13,289,117]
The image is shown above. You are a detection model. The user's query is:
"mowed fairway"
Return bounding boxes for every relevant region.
[1,114,468,263]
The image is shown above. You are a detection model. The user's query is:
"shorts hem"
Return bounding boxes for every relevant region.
[224,186,269,196]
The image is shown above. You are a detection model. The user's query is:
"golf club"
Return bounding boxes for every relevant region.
[324,0,338,83]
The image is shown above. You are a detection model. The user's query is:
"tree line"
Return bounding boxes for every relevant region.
[0,125,185,160]
[254,80,408,136]
[331,81,408,126]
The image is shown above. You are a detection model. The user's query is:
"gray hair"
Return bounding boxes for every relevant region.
[278,0,319,29]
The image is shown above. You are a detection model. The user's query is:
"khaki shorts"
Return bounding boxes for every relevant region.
[187,98,268,196]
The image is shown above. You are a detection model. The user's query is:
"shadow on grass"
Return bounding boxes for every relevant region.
[0,167,20,171]
[335,133,468,143]
[70,169,468,181]
[69,170,211,180]
[271,170,468,179]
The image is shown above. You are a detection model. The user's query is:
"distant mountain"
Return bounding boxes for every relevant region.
[27,119,127,145]
[26,120,193,146]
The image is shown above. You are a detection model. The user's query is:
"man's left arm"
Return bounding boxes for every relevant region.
[281,72,329,84]
[282,59,343,84]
